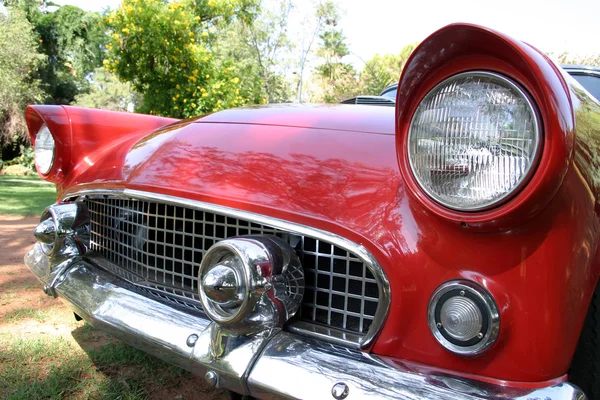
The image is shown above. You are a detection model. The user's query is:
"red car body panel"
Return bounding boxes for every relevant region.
[25,24,600,385]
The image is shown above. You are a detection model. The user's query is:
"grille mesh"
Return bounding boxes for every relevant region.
[84,196,379,335]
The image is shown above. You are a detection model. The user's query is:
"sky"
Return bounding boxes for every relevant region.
[52,0,600,69]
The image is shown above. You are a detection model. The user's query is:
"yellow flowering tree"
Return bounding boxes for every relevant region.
[103,0,259,118]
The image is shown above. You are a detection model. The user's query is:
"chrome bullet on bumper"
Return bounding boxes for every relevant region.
[24,242,585,400]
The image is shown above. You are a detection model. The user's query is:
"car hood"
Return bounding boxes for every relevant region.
[62,104,400,229]
[193,104,395,135]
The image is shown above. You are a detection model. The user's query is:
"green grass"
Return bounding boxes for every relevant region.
[4,307,58,323]
[0,325,194,400]
[0,175,56,216]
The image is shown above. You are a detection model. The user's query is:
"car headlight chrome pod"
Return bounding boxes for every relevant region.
[408,71,541,211]
[34,124,56,175]
[428,280,500,356]
[199,235,304,334]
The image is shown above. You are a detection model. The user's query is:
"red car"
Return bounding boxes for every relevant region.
[24,23,600,399]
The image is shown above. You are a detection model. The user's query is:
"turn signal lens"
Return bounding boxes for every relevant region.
[408,71,541,211]
[428,280,500,356]
[34,124,55,175]
[439,296,482,341]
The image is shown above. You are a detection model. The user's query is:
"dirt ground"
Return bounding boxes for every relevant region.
[0,215,230,400]
[0,216,49,319]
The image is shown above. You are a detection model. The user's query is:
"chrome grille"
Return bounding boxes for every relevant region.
[84,196,380,336]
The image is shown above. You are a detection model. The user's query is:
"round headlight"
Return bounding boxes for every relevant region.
[34,124,55,175]
[408,71,541,211]
[428,280,500,356]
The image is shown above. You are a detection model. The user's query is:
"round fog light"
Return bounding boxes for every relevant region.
[198,236,304,333]
[428,280,499,356]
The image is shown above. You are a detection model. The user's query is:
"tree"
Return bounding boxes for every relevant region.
[73,67,139,112]
[214,0,294,104]
[312,1,358,103]
[0,8,45,150]
[103,0,259,118]
[359,43,418,95]
[243,0,293,103]
[294,0,334,103]
[5,0,107,105]
[553,52,600,68]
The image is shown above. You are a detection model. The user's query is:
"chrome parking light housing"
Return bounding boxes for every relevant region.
[198,235,304,334]
[428,280,500,356]
[35,202,90,258]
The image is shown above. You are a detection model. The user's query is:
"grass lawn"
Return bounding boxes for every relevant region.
[0,313,200,399]
[0,175,56,216]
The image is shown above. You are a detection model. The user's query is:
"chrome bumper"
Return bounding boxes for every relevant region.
[25,243,585,400]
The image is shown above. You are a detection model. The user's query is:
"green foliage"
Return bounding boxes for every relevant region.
[17,145,35,171]
[104,0,260,118]
[2,145,35,172]
[0,8,45,147]
[312,1,358,103]
[359,43,418,95]
[216,0,294,104]
[74,67,140,111]
[554,52,600,68]
[7,0,108,105]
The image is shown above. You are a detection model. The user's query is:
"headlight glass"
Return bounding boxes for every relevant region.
[408,71,540,211]
[34,124,55,175]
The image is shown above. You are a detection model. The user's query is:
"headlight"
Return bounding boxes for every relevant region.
[408,71,541,211]
[34,124,55,175]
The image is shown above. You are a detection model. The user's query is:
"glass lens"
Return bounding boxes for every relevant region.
[34,125,55,174]
[440,296,482,341]
[409,72,539,210]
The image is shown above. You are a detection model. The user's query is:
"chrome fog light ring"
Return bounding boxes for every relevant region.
[198,235,304,333]
[198,241,255,326]
[427,280,500,356]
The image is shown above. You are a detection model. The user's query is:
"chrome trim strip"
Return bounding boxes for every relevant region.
[286,320,363,348]
[563,67,600,77]
[62,188,391,350]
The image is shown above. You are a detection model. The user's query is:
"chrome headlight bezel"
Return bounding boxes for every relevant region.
[34,124,56,175]
[407,71,542,212]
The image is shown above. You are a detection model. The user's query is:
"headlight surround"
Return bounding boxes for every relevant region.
[34,124,55,175]
[408,71,541,211]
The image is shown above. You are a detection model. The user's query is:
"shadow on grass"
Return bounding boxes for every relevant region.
[0,323,206,399]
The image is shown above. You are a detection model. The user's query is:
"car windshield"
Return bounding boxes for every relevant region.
[570,74,600,102]
[381,88,397,99]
